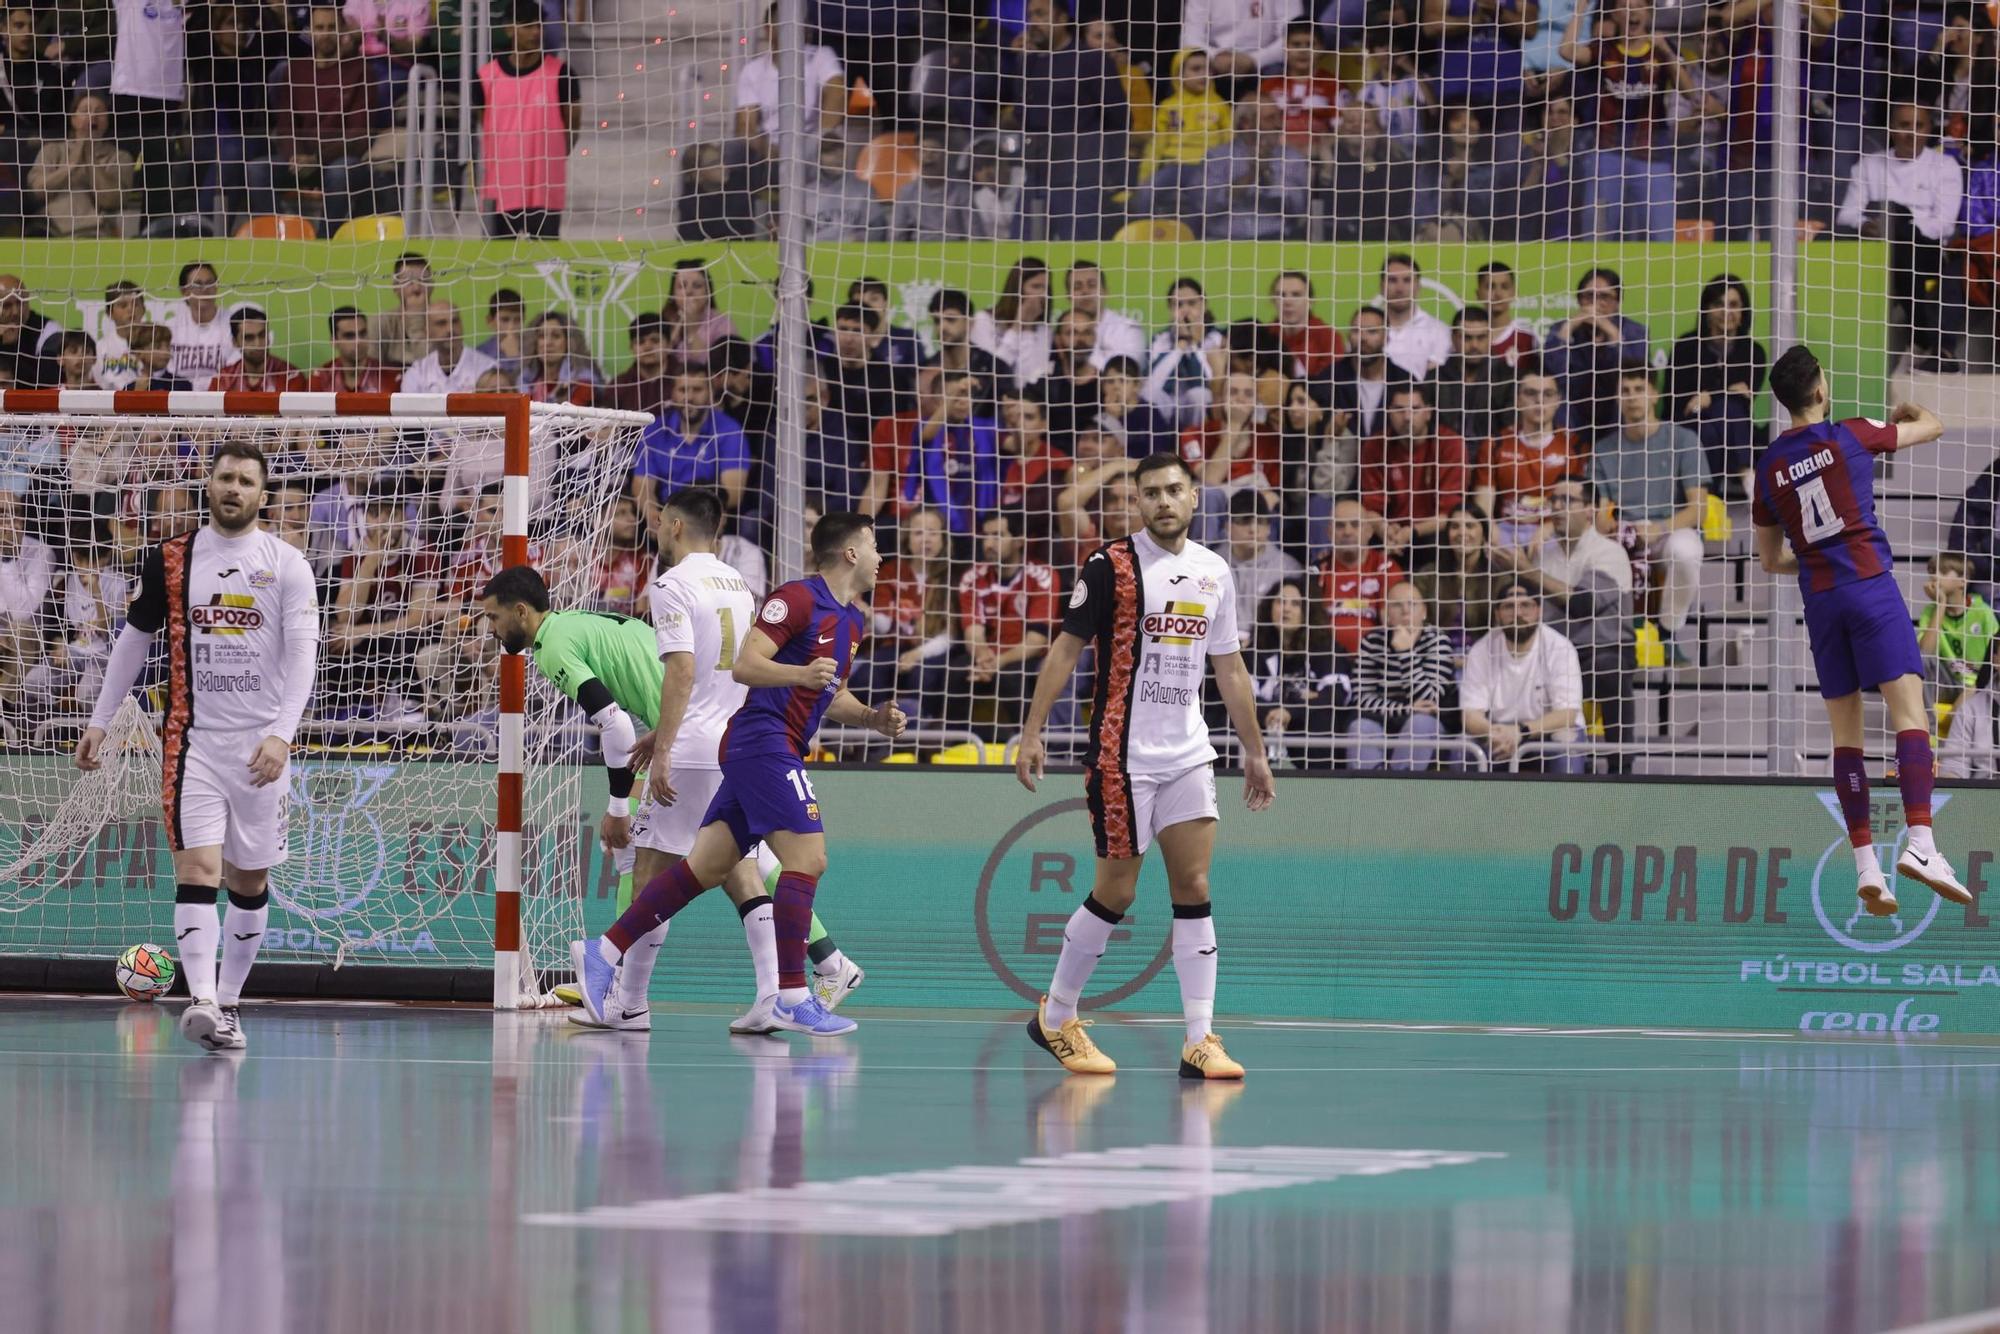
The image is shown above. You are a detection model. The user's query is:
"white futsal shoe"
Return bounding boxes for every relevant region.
[730,994,780,1035]
[1897,845,1974,907]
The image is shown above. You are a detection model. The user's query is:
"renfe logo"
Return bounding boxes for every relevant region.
[1798,998,1940,1034]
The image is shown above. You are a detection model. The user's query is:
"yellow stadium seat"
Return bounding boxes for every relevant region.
[232,214,319,240]
[1633,622,1666,670]
[854,132,921,201]
[1582,700,1605,740]
[333,214,406,242]
[1702,493,1733,542]
[931,742,987,766]
[882,751,917,764]
[1112,218,1195,243]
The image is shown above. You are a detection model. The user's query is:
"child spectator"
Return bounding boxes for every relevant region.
[1924,551,2000,777]
[1135,50,1232,188]
[476,1,578,238]
[92,279,148,390]
[474,288,526,379]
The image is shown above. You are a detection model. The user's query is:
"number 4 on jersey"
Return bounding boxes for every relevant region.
[1798,475,1845,543]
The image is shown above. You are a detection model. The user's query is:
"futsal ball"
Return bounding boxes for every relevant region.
[115,943,177,1001]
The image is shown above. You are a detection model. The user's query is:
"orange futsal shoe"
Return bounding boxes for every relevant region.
[1027,996,1117,1075]
[1179,1033,1246,1081]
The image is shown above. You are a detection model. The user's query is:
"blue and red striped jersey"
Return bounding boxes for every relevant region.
[719,575,867,761]
[1752,417,1900,595]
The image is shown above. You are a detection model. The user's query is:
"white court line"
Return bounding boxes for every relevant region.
[11,996,2000,1053]
[1877,1307,2000,1334]
[10,1046,2000,1077]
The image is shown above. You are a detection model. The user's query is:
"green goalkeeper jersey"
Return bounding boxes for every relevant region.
[529,610,663,728]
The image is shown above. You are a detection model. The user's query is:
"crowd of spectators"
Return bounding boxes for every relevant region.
[674,0,2000,375]
[0,0,573,240]
[8,240,2000,769]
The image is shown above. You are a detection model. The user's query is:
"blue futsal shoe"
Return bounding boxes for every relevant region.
[571,939,618,1025]
[770,992,856,1036]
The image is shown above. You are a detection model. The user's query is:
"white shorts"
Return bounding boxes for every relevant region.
[630,766,722,856]
[165,726,289,870]
[628,769,775,878]
[1088,763,1218,859]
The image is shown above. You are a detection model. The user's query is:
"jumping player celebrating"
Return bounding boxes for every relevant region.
[75,442,319,1053]
[1754,345,1972,915]
[1016,454,1277,1080]
[574,511,905,1036]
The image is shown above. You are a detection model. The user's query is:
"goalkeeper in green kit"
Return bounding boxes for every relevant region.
[479,491,864,1032]
[1922,551,2000,780]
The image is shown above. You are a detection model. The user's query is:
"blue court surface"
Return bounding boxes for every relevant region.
[3,996,1999,1334]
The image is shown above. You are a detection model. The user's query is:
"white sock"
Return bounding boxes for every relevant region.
[617,922,667,1010]
[1908,824,1938,858]
[1045,899,1120,1027]
[216,896,268,1006]
[778,985,810,1006]
[1854,843,1880,879]
[174,900,220,1004]
[813,946,847,979]
[741,901,778,999]
[1172,910,1218,1045]
[597,936,622,967]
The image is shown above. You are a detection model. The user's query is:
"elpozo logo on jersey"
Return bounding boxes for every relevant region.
[1142,602,1209,645]
[190,594,263,635]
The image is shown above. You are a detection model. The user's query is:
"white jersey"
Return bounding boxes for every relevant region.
[401,346,500,395]
[111,526,319,735]
[1062,527,1240,776]
[166,305,241,390]
[650,551,755,770]
[111,0,187,102]
[93,328,142,390]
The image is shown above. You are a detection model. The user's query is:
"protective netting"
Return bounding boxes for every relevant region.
[0,0,1995,787]
[0,406,644,1007]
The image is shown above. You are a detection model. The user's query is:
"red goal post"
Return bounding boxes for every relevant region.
[0,390,649,1009]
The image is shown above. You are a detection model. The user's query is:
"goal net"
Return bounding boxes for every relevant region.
[0,0,1991,806]
[0,392,648,1009]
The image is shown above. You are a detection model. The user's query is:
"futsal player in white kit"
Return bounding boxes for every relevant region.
[1016,454,1277,1080]
[76,442,319,1052]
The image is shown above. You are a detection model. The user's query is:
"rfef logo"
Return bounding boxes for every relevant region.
[975,798,1172,1007]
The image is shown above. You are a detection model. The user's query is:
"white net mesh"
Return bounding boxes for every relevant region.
[0,0,1991,794]
[0,404,645,1007]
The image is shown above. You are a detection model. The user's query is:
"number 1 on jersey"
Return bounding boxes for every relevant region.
[1798,475,1845,543]
[717,607,737,670]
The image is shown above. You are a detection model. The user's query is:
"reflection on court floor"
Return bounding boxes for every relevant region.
[0,998,1997,1334]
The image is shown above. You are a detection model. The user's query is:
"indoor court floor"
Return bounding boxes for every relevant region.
[1,997,1998,1334]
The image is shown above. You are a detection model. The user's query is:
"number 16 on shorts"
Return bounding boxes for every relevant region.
[786,768,820,823]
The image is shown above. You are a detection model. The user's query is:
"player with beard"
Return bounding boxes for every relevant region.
[1015,454,1276,1080]
[75,442,320,1052]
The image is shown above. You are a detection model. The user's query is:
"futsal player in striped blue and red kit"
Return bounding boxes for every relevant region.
[1753,345,1972,916]
[576,512,907,1036]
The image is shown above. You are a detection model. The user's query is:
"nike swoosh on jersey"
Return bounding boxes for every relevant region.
[818,634,836,644]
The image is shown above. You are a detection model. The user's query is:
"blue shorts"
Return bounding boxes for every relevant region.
[1805,574,1923,699]
[702,751,825,852]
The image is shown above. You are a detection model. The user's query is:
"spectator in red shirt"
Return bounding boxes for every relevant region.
[1360,380,1468,561]
[243,4,390,234]
[958,509,1061,732]
[1259,23,1345,162]
[1476,261,1539,368]
[327,477,443,725]
[210,307,299,393]
[587,494,650,616]
[1051,429,1140,568]
[1477,367,1585,548]
[1181,371,1281,487]
[857,504,960,723]
[1266,268,1343,382]
[999,393,1073,525]
[1318,497,1406,655]
[307,306,400,393]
